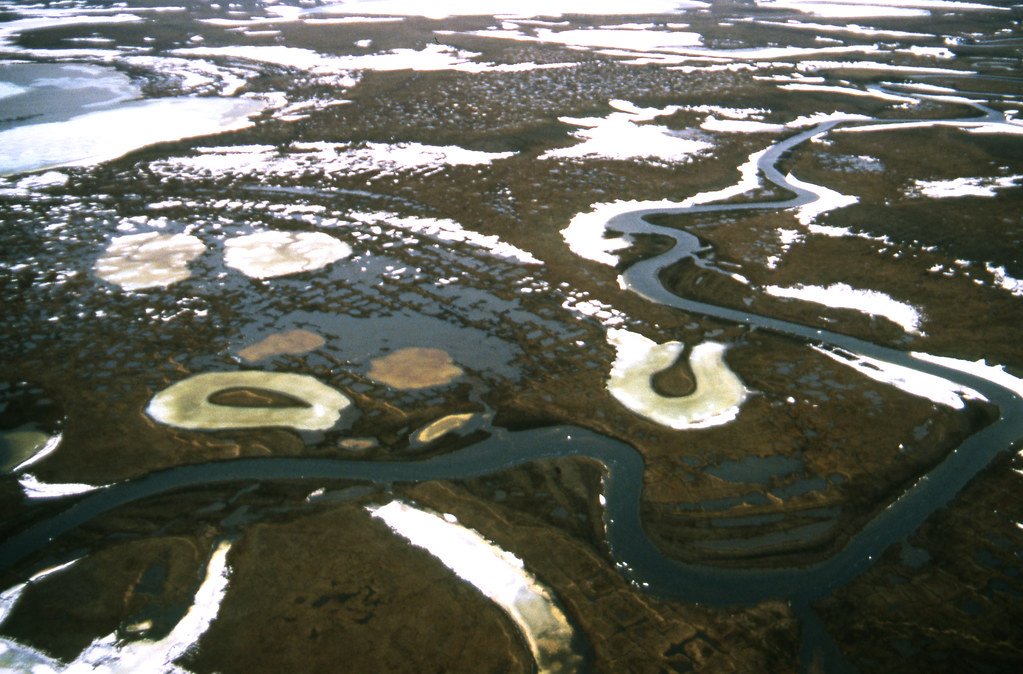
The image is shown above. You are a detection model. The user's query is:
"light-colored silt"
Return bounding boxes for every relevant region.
[146,371,353,431]
[606,329,748,429]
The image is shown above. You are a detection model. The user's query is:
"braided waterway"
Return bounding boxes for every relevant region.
[2,91,1023,673]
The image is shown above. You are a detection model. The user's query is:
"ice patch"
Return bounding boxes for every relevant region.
[778,82,920,103]
[701,117,786,133]
[687,149,767,206]
[18,473,101,499]
[0,81,27,100]
[560,199,679,266]
[122,55,253,96]
[301,16,405,24]
[94,232,206,291]
[986,264,1023,297]
[176,42,572,75]
[796,60,969,75]
[562,292,628,327]
[784,172,858,225]
[224,231,353,279]
[560,145,772,266]
[751,18,933,39]
[0,12,144,49]
[515,27,702,51]
[462,26,879,62]
[15,171,68,190]
[843,118,1013,135]
[0,97,264,176]
[806,224,854,238]
[768,228,803,269]
[757,0,931,17]
[911,352,1023,400]
[350,212,541,265]
[786,111,874,127]
[147,371,354,431]
[686,105,770,120]
[760,0,1009,13]
[151,141,514,179]
[902,45,955,58]
[173,44,361,79]
[0,541,234,673]
[338,44,491,71]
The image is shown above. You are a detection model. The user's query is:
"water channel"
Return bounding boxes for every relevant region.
[2,87,1022,673]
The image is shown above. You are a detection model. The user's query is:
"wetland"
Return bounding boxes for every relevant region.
[2,0,1023,671]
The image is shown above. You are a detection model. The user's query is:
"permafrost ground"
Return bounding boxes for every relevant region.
[1,0,1023,671]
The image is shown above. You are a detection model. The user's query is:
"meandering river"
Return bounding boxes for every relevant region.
[4,93,1022,622]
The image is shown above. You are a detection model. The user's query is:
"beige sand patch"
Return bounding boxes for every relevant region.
[238,329,326,362]
[368,347,463,389]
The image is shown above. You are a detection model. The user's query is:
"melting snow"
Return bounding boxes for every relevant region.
[368,500,583,673]
[910,175,1022,198]
[150,141,514,179]
[764,282,923,334]
[542,99,711,164]
[315,0,709,19]
[350,212,541,265]
[0,97,264,176]
[815,346,984,409]
[986,264,1023,297]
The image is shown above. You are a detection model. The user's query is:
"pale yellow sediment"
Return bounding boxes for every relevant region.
[238,329,326,362]
[606,329,747,430]
[412,413,476,444]
[146,371,352,431]
[368,347,463,389]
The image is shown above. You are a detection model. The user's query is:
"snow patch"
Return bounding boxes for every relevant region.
[351,212,541,265]
[910,175,1022,198]
[542,99,711,164]
[764,282,923,334]
[814,346,983,409]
